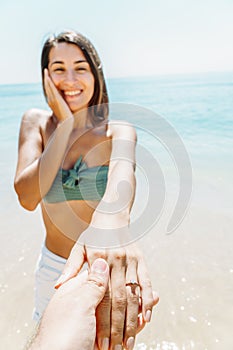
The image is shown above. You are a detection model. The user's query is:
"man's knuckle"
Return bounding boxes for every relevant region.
[112,296,127,310]
[114,288,126,299]
[127,293,140,304]
[126,253,137,264]
[91,251,101,260]
[88,276,105,289]
[113,249,126,262]
[91,250,107,261]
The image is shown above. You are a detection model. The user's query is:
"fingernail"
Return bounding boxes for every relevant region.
[91,258,108,274]
[145,309,152,322]
[99,337,109,350]
[126,336,135,350]
[114,345,122,350]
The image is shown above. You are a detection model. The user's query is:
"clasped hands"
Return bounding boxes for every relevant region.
[32,253,158,350]
[53,222,159,350]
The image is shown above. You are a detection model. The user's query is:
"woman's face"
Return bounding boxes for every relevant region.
[48,42,95,113]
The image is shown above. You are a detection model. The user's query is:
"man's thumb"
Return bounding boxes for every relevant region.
[86,258,109,305]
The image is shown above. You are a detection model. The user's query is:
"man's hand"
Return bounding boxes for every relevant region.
[30,258,109,350]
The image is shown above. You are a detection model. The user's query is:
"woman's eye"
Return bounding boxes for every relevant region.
[76,67,86,72]
[54,68,64,72]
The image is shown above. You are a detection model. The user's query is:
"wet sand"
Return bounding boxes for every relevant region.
[1,165,233,350]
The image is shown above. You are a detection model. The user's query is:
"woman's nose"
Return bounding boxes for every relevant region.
[64,69,77,83]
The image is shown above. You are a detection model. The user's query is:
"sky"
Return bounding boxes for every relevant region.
[0,0,233,84]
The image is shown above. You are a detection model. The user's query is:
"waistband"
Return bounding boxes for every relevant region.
[40,242,67,267]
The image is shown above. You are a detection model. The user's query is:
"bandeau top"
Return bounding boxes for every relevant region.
[44,156,109,203]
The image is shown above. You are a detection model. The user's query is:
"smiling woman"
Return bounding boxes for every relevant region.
[40,31,109,123]
[14,30,156,350]
[47,43,95,113]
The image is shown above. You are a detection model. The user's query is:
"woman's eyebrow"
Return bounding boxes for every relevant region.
[50,60,88,66]
[50,60,64,65]
[74,60,88,64]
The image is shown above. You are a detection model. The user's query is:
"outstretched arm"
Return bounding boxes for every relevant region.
[92,120,137,226]
[55,121,157,350]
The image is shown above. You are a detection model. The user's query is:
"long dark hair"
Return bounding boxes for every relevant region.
[41,30,109,123]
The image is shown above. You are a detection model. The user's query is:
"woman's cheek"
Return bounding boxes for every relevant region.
[50,75,59,86]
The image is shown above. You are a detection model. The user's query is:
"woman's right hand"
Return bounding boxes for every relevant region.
[44,69,73,123]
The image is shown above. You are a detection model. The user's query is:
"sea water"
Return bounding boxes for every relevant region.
[1,71,232,212]
[1,71,232,163]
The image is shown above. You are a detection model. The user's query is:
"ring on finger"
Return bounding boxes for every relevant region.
[126,280,140,293]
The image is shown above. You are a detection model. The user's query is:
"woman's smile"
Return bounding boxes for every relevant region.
[62,89,83,104]
[63,89,82,97]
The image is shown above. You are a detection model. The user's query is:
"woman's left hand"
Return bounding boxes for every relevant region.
[55,227,158,350]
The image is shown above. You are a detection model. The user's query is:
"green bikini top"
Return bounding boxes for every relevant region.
[44,156,109,203]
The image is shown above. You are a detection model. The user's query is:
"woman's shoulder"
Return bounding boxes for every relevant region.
[107,119,137,141]
[21,108,52,124]
[20,108,53,133]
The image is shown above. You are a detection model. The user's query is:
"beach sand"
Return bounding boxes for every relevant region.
[1,160,232,350]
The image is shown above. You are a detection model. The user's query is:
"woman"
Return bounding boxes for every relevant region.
[14,30,155,349]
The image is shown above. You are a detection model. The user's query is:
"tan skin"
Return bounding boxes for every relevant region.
[41,115,112,257]
[30,259,159,350]
[14,43,156,350]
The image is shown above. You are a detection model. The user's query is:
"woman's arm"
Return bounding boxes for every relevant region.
[92,120,137,226]
[14,71,74,211]
[55,121,155,350]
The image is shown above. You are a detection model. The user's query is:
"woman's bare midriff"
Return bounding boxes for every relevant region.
[38,114,112,259]
[41,200,99,259]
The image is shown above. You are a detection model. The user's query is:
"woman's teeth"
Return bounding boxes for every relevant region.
[64,90,81,96]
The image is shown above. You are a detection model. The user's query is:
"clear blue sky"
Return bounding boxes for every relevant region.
[1,0,233,84]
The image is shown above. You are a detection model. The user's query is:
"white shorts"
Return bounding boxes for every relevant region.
[33,243,67,322]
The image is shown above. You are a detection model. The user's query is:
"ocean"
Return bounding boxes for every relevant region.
[0,71,233,349]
